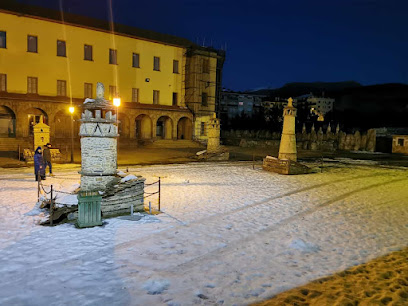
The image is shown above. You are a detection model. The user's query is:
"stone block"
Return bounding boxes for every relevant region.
[262,156,310,175]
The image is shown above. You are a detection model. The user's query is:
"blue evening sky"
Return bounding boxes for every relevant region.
[18,0,408,91]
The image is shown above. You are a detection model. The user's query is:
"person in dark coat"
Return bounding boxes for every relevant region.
[34,146,46,181]
[43,143,54,176]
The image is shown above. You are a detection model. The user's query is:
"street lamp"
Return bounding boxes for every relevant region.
[69,106,75,163]
[113,97,121,129]
[113,98,121,168]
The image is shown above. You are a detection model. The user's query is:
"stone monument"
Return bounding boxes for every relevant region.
[263,97,310,175]
[278,98,297,161]
[197,114,229,161]
[79,82,119,191]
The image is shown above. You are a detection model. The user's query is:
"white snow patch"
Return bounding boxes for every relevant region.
[289,238,321,253]
[116,170,127,177]
[142,279,170,295]
[120,174,138,183]
[84,98,95,104]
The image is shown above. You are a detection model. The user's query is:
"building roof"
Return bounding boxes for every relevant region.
[0,0,212,51]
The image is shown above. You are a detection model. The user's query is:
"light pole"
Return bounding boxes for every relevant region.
[113,97,121,125]
[69,106,75,163]
[113,98,121,167]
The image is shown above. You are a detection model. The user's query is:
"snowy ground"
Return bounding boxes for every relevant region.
[0,162,408,305]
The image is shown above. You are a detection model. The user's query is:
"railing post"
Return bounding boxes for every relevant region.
[158,177,161,212]
[37,171,40,202]
[50,185,53,226]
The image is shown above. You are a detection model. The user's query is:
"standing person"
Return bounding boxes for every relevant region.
[43,143,54,177]
[34,146,46,181]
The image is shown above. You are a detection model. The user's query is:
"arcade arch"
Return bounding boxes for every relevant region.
[135,114,153,139]
[156,116,173,139]
[0,106,16,137]
[177,117,193,140]
[25,108,48,135]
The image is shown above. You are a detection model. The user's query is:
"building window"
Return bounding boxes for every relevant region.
[57,80,67,96]
[27,35,38,53]
[57,40,66,57]
[173,60,179,74]
[84,83,93,98]
[153,56,160,71]
[109,49,117,65]
[200,122,206,136]
[132,88,139,102]
[84,45,93,61]
[172,92,178,106]
[202,58,209,73]
[0,31,6,48]
[398,138,405,146]
[27,77,38,94]
[201,92,208,106]
[0,74,6,92]
[132,53,140,68]
[109,85,118,99]
[153,90,160,104]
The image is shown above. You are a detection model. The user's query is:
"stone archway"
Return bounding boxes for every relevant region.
[156,116,173,140]
[0,105,16,138]
[25,108,48,136]
[135,114,153,139]
[177,117,193,140]
[54,110,80,139]
[118,113,130,139]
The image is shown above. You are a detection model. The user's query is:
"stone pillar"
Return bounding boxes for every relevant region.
[207,114,221,154]
[152,117,157,141]
[278,97,297,161]
[354,131,361,151]
[366,129,376,152]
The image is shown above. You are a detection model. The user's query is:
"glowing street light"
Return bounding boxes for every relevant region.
[69,106,75,163]
[113,97,121,126]
[113,97,121,107]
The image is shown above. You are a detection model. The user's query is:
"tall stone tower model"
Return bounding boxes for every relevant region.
[278,97,297,161]
[207,114,221,154]
[79,83,119,191]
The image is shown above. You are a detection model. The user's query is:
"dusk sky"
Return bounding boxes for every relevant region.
[18,0,408,91]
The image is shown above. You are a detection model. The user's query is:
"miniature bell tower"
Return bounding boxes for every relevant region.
[79,83,119,191]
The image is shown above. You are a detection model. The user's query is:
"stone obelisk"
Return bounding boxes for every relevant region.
[278,97,297,161]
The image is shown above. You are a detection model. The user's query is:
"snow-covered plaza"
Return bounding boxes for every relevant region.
[0,161,408,305]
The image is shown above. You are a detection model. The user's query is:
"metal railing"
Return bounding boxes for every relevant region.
[144,177,161,212]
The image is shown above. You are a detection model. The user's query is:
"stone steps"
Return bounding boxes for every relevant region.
[0,138,31,151]
[146,139,204,149]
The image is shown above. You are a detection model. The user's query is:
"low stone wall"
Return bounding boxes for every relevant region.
[222,128,377,152]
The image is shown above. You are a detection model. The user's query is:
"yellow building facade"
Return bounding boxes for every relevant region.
[0,2,225,151]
